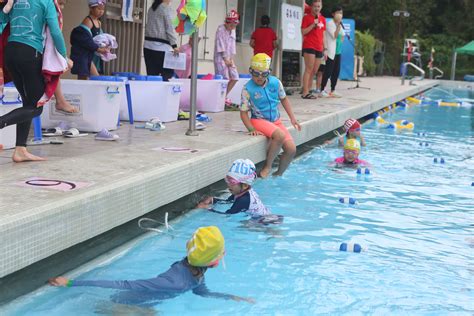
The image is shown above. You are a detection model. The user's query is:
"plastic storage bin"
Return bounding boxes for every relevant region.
[171,78,228,112]
[41,78,124,132]
[0,84,22,149]
[119,76,182,122]
[227,74,251,105]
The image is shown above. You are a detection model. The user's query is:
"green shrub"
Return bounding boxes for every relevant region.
[355,30,376,76]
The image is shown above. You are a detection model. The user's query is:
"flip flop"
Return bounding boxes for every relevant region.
[301,93,317,99]
[196,113,212,122]
[55,108,80,115]
[43,127,64,137]
[195,122,206,130]
[63,128,88,138]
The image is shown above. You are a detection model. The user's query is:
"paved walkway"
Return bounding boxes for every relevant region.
[0,77,437,278]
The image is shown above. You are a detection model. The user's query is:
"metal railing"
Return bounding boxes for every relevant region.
[401,62,425,85]
[429,67,444,79]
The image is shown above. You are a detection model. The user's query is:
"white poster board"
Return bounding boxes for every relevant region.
[281,3,303,51]
[163,52,187,70]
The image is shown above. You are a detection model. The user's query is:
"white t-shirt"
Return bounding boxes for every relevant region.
[324,19,345,60]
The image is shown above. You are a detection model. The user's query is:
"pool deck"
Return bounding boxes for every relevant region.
[0,77,437,279]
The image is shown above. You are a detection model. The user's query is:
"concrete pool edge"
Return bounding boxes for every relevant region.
[0,80,437,304]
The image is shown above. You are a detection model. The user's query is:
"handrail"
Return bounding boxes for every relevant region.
[429,67,444,79]
[401,62,425,85]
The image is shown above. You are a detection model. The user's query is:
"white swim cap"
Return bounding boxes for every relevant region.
[226,159,257,186]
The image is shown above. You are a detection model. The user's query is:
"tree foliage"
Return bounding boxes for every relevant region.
[309,0,474,78]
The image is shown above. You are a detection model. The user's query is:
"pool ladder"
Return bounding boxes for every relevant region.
[401,62,425,86]
[429,67,444,79]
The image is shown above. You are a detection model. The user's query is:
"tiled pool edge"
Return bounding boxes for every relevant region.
[0,81,437,281]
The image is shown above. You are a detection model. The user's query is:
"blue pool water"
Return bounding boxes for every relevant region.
[3,90,474,315]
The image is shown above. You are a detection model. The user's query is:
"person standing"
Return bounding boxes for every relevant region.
[143,0,179,81]
[214,10,239,106]
[320,5,344,98]
[0,0,68,162]
[300,0,326,99]
[250,15,278,58]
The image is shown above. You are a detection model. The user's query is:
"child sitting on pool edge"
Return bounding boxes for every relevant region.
[240,53,301,178]
[49,226,255,305]
[334,139,369,168]
[197,159,283,225]
[338,118,366,147]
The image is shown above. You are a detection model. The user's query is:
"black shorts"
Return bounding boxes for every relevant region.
[302,48,323,58]
[318,63,326,73]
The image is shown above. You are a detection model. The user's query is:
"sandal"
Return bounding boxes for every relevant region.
[301,93,317,99]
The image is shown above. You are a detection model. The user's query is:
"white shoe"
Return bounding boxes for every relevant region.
[319,90,329,98]
[329,91,342,98]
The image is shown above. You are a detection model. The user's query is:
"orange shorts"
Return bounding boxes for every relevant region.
[250,118,293,143]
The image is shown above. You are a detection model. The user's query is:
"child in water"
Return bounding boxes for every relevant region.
[338,118,366,147]
[49,226,255,306]
[197,159,283,225]
[334,139,369,168]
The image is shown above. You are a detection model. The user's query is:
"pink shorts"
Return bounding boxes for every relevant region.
[251,118,293,143]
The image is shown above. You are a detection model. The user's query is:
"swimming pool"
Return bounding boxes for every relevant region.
[2,88,473,315]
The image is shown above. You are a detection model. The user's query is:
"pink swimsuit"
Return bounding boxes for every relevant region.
[335,157,369,167]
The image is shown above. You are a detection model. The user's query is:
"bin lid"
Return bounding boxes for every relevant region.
[90,76,125,82]
[129,75,163,81]
[112,72,138,77]
[4,82,15,88]
[146,76,163,81]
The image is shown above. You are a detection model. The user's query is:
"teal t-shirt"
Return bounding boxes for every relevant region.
[0,0,67,57]
[335,32,343,55]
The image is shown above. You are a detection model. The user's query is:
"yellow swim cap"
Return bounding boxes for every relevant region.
[344,139,361,152]
[250,53,271,72]
[186,226,225,267]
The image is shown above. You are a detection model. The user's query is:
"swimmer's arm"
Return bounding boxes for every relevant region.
[337,136,344,146]
[50,275,182,291]
[193,284,255,303]
[224,194,250,214]
[359,135,366,146]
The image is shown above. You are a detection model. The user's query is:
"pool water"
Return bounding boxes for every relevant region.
[3,91,473,315]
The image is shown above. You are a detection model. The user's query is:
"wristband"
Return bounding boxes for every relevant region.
[66,280,74,287]
[248,127,255,132]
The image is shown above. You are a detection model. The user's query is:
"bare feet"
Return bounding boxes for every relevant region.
[12,147,46,163]
[259,166,271,178]
[272,171,283,177]
[55,100,79,113]
[0,144,3,151]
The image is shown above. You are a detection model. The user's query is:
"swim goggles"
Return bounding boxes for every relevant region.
[249,68,271,78]
[207,251,226,268]
[225,175,241,186]
[344,149,359,155]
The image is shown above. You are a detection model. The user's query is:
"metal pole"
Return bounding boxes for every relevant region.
[450,51,457,81]
[186,32,199,136]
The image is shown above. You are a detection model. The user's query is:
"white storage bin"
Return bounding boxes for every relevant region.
[171,78,228,112]
[226,76,251,105]
[41,79,124,132]
[120,80,182,122]
[0,86,22,149]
